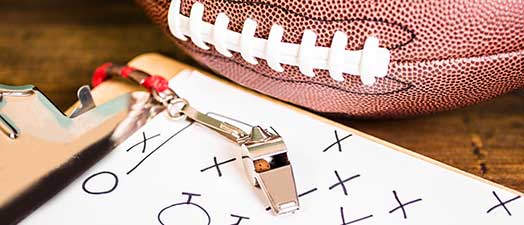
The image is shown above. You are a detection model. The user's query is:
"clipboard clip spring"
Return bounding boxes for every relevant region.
[92,63,300,215]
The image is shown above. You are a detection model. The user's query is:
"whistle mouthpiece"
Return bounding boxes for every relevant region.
[241,126,300,215]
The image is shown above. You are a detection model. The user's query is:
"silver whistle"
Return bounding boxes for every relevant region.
[241,126,299,215]
[0,85,164,224]
[175,103,300,215]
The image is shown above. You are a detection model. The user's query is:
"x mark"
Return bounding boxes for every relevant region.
[388,190,422,219]
[323,130,352,152]
[200,157,237,177]
[126,132,160,153]
[328,170,360,196]
[340,207,373,225]
[487,191,521,216]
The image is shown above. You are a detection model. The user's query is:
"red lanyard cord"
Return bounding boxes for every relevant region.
[91,63,170,93]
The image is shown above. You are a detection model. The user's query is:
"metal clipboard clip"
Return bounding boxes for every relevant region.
[0,84,164,224]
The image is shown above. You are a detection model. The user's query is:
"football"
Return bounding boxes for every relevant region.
[137,0,524,118]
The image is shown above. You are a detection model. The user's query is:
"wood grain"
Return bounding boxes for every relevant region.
[1,0,522,192]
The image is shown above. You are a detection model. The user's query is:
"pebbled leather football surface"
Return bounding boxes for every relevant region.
[137,0,524,118]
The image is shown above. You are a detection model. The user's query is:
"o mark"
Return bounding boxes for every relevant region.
[82,171,119,195]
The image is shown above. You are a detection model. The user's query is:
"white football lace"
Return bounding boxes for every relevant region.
[167,0,391,85]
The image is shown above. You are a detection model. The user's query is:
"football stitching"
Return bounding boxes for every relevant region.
[167,0,396,85]
[221,0,416,50]
[186,45,415,96]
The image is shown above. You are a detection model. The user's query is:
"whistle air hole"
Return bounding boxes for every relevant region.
[270,153,290,168]
[254,153,290,173]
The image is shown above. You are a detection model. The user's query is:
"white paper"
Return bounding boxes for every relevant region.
[21,70,523,225]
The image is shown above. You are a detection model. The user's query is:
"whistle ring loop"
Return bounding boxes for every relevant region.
[166,97,189,120]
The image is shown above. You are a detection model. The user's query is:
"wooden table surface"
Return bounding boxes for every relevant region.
[1,0,523,191]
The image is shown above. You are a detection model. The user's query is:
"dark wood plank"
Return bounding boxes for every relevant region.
[343,90,524,191]
[0,0,200,110]
[1,0,522,192]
